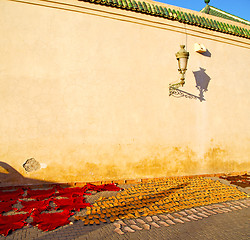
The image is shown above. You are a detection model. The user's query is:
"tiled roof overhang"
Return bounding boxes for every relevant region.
[78,0,250,39]
[200,5,250,27]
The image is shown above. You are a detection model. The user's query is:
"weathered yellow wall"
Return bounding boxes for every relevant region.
[0,0,249,185]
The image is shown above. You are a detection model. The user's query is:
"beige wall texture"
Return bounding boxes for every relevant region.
[0,0,250,185]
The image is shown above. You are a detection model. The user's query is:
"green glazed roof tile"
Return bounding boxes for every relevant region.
[142,2,148,13]
[106,0,112,5]
[209,19,216,29]
[146,3,152,13]
[150,4,155,15]
[240,28,245,37]
[204,17,211,28]
[197,16,203,26]
[234,26,240,35]
[246,29,250,37]
[122,0,128,8]
[217,21,223,31]
[180,11,186,22]
[127,0,133,9]
[223,23,229,32]
[171,9,178,20]
[176,10,181,21]
[228,24,233,34]
[154,5,160,15]
[201,17,207,28]
[188,14,195,25]
[237,26,243,36]
[213,20,219,30]
[233,26,240,36]
[196,15,202,26]
[132,0,138,10]
[220,22,225,32]
[199,16,205,27]
[167,8,173,19]
[188,14,194,24]
[183,13,189,23]
[162,7,169,18]
[78,0,250,39]
[116,0,122,7]
[208,18,213,27]
[242,28,248,37]
[158,6,165,17]
[238,27,244,36]
[155,5,161,15]
[236,26,242,35]
[137,1,143,11]
[179,11,184,22]
[217,21,224,32]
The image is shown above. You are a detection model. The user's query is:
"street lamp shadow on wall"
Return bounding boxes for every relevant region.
[169,44,211,101]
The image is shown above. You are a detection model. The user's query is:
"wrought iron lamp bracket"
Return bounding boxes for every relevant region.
[169,83,201,100]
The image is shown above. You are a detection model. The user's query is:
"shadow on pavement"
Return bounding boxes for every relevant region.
[35,183,189,239]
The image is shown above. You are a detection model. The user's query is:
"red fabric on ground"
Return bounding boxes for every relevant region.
[73,197,86,204]
[18,199,51,213]
[0,189,24,202]
[86,183,121,192]
[74,198,92,211]
[0,183,120,235]
[220,174,250,188]
[0,213,29,236]
[56,185,87,193]
[55,184,120,198]
[31,210,73,231]
[55,186,89,198]
[0,200,17,214]
[52,197,91,211]
[0,221,26,236]
[52,198,75,211]
[26,188,56,200]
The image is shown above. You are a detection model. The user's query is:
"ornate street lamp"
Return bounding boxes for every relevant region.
[175,45,189,87]
[169,45,190,97]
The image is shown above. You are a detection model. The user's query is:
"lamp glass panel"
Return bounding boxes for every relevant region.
[179,57,188,71]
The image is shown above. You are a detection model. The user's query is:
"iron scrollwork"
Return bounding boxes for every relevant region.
[169,84,201,100]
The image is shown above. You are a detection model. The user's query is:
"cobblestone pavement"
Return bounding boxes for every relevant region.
[0,177,249,240]
[76,205,250,240]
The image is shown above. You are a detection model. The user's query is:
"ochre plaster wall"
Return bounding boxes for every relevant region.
[0,0,249,185]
